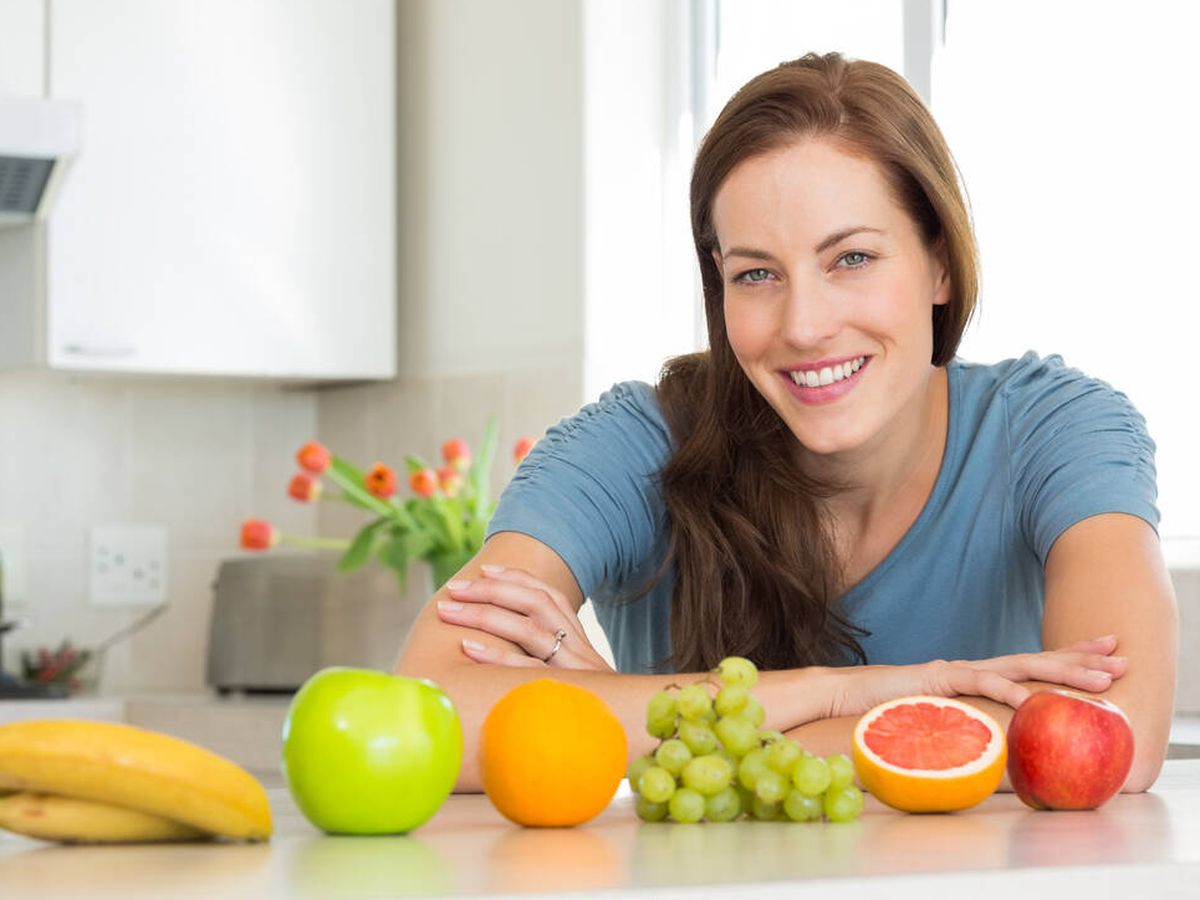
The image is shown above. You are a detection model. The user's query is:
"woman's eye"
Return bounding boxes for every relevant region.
[735,268,772,284]
[837,251,871,269]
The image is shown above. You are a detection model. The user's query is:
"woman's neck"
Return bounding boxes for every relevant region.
[807,365,949,541]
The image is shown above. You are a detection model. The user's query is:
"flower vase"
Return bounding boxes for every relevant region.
[429,550,475,592]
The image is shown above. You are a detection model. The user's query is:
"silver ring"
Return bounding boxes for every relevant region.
[542,628,567,663]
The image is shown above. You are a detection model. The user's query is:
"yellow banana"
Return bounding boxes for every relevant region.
[0,720,272,841]
[0,792,207,843]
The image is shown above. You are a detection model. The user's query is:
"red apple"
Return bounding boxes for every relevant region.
[1006,689,1134,810]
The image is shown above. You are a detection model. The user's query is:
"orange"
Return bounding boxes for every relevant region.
[480,679,627,827]
[852,695,1006,813]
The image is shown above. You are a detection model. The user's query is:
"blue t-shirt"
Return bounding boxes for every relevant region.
[487,353,1159,674]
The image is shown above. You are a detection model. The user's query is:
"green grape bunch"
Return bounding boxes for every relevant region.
[629,656,864,825]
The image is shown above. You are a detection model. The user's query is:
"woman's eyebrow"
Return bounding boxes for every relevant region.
[722,226,885,261]
[815,226,884,254]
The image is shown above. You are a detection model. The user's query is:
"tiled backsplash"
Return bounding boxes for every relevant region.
[0,370,318,692]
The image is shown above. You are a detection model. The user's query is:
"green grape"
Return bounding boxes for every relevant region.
[647,690,676,723]
[715,714,758,757]
[646,713,677,740]
[750,796,780,821]
[735,784,756,815]
[737,747,770,791]
[704,786,742,823]
[627,754,656,794]
[757,729,786,744]
[823,784,864,823]
[754,769,788,805]
[826,754,855,791]
[655,738,692,776]
[639,766,677,804]
[635,795,669,822]
[668,787,705,824]
[734,694,765,728]
[716,656,759,688]
[765,738,802,774]
[783,789,823,823]
[680,754,733,796]
[791,754,832,796]
[678,719,719,756]
[676,684,714,721]
[714,684,749,716]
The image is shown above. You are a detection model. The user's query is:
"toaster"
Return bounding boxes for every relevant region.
[206,554,420,694]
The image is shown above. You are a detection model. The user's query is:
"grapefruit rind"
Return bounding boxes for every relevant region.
[852,695,1007,813]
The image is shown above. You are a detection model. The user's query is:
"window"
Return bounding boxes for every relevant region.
[934,2,1200,558]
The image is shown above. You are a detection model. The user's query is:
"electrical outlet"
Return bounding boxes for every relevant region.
[0,522,29,609]
[90,524,168,607]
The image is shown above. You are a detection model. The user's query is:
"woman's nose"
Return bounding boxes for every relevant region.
[778,279,842,348]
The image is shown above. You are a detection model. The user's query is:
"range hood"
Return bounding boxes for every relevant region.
[0,96,82,227]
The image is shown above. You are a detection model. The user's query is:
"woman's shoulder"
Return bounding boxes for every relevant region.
[546,380,670,450]
[951,351,1141,421]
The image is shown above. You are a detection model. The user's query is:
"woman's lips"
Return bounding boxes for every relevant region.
[780,356,870,405]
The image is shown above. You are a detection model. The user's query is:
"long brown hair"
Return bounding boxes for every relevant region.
[657,52,979,673]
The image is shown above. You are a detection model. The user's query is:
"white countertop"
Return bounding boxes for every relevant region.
[1,759,1197,899]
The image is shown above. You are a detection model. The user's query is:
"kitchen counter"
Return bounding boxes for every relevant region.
[1,760,1197,899]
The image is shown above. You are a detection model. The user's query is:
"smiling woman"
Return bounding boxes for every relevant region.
[394,52,1176,797]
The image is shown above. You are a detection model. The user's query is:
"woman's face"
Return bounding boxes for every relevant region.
[711,138,950,459]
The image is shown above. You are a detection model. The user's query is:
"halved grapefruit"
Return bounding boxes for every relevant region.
[852,696,1006,813]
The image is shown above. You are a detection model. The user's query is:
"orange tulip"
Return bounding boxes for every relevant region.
[240,519,279,550]
[366,463,398,500]
[442,438,471,472]
[288,472,322,503]
[513,436,536,464]
[409,467,438,498]
[296,441,332,475]
[437,465,463,498]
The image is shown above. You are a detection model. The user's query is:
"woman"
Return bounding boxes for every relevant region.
[395,53,1176,793]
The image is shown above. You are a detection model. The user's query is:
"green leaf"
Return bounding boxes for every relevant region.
[468,417,499,508]
[377,536,410,593]
[404,454,429,476]
[328,457,394,517]
[338,519,389,572]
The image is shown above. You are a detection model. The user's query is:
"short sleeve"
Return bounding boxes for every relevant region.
[486,381,671,599]
[1006,353,1159,564]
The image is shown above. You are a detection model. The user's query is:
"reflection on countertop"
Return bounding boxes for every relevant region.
[1,761,1198,899]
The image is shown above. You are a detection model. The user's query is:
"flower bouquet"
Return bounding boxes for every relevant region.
[241,422,535,591]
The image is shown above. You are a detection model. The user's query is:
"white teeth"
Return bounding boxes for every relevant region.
[789,356,867,388]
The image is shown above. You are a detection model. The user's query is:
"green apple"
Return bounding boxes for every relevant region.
[282,667,462,834]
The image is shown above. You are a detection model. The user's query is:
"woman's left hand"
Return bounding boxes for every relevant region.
[435,564,614,672]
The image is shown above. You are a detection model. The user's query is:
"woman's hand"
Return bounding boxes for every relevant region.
[827,635,1126,718]
[435,564,614,672]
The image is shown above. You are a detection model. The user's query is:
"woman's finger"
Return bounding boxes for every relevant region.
[936,663,1031,710]
[437,598,559,659]
[460,638,546,668]
[478,565,577,619]
[444,578,565,632]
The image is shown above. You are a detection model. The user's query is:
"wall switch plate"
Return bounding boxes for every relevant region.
[0,522,29,609]
[90,524,168,607]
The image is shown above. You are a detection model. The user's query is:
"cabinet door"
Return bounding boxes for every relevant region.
[46,0,396,379]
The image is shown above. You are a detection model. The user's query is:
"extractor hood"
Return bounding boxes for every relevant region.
[0,96,82,227]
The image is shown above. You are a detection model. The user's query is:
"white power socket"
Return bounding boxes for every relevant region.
[90,524,168,607]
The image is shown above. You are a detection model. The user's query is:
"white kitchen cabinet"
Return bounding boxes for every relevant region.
[8,0,396,379]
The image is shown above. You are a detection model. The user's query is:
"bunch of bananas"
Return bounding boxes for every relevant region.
[0,719,272,844]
